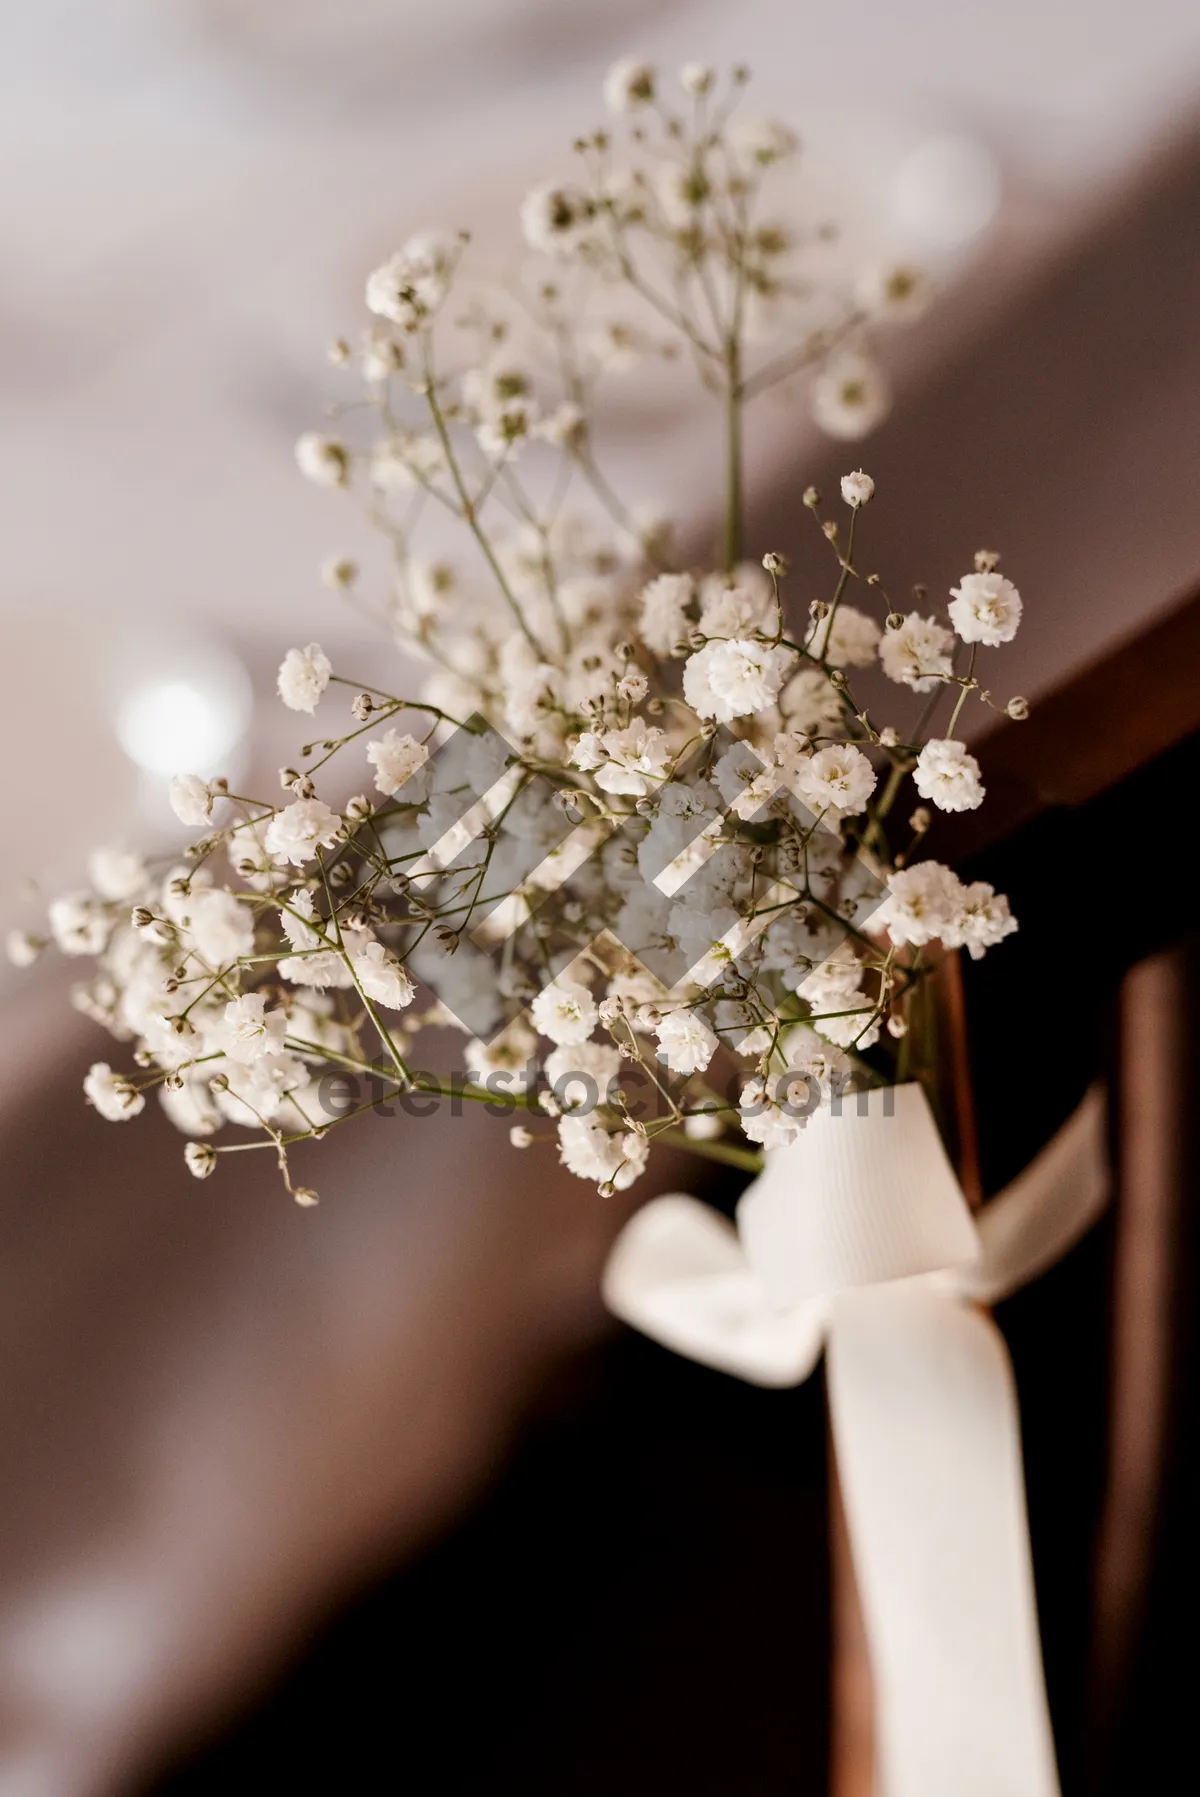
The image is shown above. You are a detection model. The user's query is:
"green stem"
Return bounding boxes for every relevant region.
[723,347,744,571]
[658,1126,764,1173]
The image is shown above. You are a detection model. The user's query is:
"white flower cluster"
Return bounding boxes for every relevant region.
[14,59,1024,1202]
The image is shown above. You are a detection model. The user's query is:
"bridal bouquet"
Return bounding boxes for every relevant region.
[12,59,1024,1203]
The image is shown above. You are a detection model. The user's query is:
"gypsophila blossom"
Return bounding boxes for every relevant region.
[184,1142,217,1178]
[811,352,890,439]
[878,862,964,948]
[680,61,715,96]
[351,940,415,1009]
[914,739,985,812]
[948,571,1023,645]
[265,799,343,866]
[638,573,694,656]
[879,613,955,692]
[558,1116,648,1190]
[295,433,349,488]
[655,1008,718,1075]
[169,774,215,828]
[683,638,793,721]
[87,847,146,901]
[943,881,1019,959]
[277,644,332,713]
[604,56,656,113]
[520,182,594,257]
[572,720,672,797]
[366,730,430,796]
[222,993,288,1065]
[20,57,1022,1205]
[856,263,932,322]
[531,979,598,1047]
[6,929,43,968]
[840,470,875,508]
[809,605,881,668]
[84,1062,144,1122]
[545,1039,621,1110]
[794,744,877,817]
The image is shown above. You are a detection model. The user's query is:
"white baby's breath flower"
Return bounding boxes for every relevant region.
[365,232,457,323]
[879,613,955,692]
[779,667,843,735]
[557,1115,647,1191]
[186,890,254,967]
[683,639,792,721]
[520,182,594,257]
[6,929,43,969]
[738,1075,814,1150]
[729,117,798,167]
[713,741,775,819]
[351,940,415,1009]
[221,993,288,1065]
[812,352,890,440]
[571,719,672,797]
[265,799,342,867]
[83,1062,144,1122]
[942,880,1019,960]
[279,889,322,951]
[948,571,1023,645]
[509,1126,533,1149]
[535,402,586,448]
[655,1008,717,1075]
[679,62,714,96]
[277,643,332,713]
[169,774,215,829]
[638,573,694,656]
[914,738,985,812]
[856,263,932,322]
[87,847,147,902]
[366,730,429,797]
[840,470,875,508]
[809,605,881,668]
[361,327,403,384]
[877,861,965,948]
[531,978,597,1046]
[794,744,877,817]
[48,894,110,957]
[184,1141,217,1179]
[603,56,656,113]
[295,433,349,488]
[545,1040,621,1111]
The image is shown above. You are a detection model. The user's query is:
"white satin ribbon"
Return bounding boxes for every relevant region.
[603,1082,1108,1797]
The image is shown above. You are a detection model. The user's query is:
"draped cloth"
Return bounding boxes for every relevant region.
[603,1082,1109,1797]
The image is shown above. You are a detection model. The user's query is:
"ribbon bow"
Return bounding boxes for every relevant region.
[603,1082,1109,1797]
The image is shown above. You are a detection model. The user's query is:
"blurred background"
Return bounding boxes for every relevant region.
[3,3,1200,1793]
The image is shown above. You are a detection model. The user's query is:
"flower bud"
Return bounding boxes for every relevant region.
[839,470,874,508]
[184,1142,217,1179]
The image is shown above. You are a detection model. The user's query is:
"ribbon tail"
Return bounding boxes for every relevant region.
[602,1195,828,1388]
[827,1286,1060,1797]
[959,1084,1109,1306]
